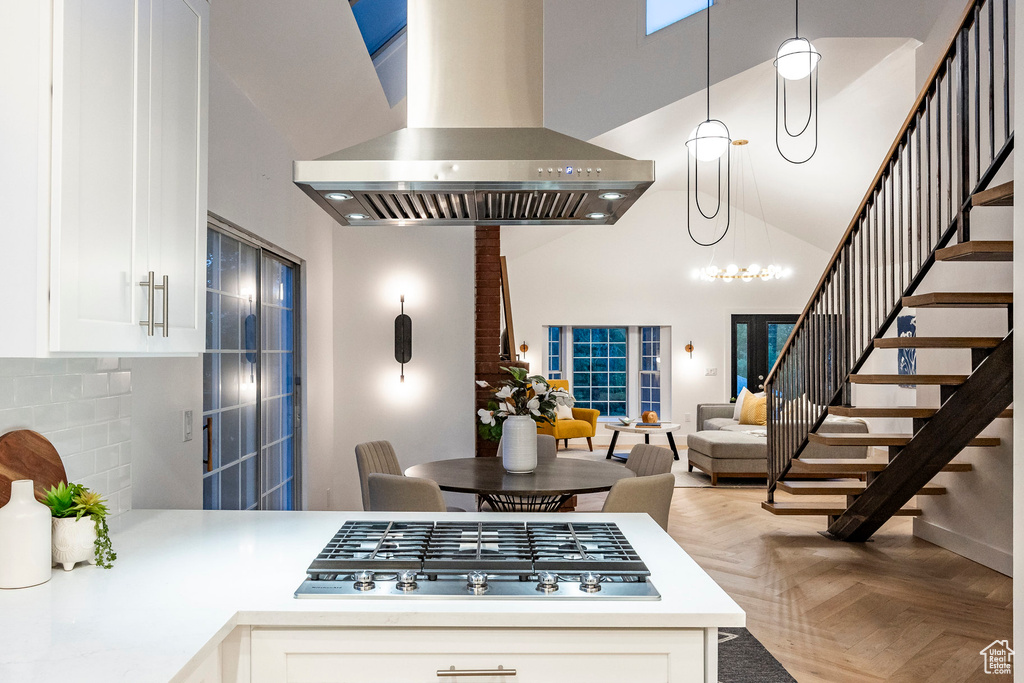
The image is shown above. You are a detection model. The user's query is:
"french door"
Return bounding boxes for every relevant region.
[202,225,300,510]
[731,314,798,398]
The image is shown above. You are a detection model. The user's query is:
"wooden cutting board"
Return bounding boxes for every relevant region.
[0,430,67,506]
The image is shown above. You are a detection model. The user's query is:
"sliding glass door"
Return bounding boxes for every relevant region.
[203,226,300,510]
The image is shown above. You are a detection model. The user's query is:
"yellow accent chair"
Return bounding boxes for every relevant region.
[536,379,600,451]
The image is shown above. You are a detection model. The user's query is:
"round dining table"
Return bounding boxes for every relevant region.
[405,457,635,512]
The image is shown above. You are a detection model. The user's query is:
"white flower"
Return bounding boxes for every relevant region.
[499,401,515,414]
[527,397,541,416]
[477,408,495,426]
[495,386,514,400]
[531,380,549,396]
[476,380,491,388]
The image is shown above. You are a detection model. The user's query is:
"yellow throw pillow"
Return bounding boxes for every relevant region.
[739,394,768,426]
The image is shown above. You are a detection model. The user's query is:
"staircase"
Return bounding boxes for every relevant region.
[761,0,1014,541]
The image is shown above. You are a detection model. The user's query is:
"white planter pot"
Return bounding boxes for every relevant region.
[52,517,97,571]
[0,480,52,589]
[502,415,538,474]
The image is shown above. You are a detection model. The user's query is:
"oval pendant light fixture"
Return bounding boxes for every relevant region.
[775,0,820,163]
[687,0,732,247]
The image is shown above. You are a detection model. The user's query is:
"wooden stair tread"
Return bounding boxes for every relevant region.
[829,406,1013,419]
[762,501,922,516]
[873,336,1002,349]
[790,459,973,473]
[902,292,1012,308]
[935,241,1013,262]
[777,480,947,496]
[808,433,999,447]
[971,181,1013,207]
[850,374,968,385]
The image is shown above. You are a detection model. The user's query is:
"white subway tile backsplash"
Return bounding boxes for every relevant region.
[32,403,68,432]
[82,373,109,398]
[82,423,108,451]
[0,359,132,518]
[14,375,52,404]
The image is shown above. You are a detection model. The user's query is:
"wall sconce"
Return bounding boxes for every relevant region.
[519,341,529,359]
[685,341,694,358]
[395,295,412,382]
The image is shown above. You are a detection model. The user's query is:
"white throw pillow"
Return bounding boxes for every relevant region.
[733,388,751,421]
[555,402,574,421]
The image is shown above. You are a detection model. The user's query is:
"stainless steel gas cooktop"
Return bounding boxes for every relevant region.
[294,521,660,600]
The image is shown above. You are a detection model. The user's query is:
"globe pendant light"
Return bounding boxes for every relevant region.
[774,0,820,163]
[687,0,732,247]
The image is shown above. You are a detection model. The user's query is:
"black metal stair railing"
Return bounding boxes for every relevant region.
[765,0,1013,497]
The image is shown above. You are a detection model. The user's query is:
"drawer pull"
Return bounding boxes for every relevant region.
[437,665,516,677]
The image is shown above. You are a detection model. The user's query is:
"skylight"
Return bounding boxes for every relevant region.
[350,0,407,107]
[646,0,711,36]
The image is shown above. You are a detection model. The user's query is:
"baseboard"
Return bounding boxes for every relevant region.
[913,518,1012,577]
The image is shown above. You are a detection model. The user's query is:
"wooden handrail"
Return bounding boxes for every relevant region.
[764,0,981,387]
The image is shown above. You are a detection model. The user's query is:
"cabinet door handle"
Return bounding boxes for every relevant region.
[139,271,156,336]
[437,665,516,677]
[153,275,169,337]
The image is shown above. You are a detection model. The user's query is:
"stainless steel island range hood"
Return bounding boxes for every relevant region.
[294,1,654,227]
[293,127,654,227]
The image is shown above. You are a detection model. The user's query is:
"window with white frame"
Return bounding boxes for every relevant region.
[545,326,670,420]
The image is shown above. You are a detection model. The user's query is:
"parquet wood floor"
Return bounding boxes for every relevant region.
[575,487,1012,682]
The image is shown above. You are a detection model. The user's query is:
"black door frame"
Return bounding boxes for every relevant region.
[731,314,799,398]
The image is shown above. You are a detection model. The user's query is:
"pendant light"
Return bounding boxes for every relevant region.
[775,0,820,163]
[686,0,732,247]
[698,140,790,283]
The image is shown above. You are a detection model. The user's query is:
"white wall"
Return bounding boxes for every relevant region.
[0,358,133,515]
[130,60,337,511]
[503,190,829,446]
[331,227,476,511]
[910,191,1014,575]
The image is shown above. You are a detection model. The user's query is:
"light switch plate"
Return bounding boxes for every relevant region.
[684,413,693,423]
[183,409,193,442]
[705,368,718,376]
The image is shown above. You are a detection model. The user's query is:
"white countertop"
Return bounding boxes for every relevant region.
[0,510,744,683]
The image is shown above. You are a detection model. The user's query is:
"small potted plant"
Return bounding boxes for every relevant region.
[43,482,117,571]
[477,367,574,473]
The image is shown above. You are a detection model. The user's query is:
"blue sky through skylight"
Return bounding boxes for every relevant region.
[646,0,710,35]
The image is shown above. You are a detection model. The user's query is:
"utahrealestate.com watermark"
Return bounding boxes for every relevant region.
[981,640,1013,675]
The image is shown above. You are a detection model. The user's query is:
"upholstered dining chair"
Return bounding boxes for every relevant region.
[367,473,447,512]
[355,440,464,512]
[354,440,402,511]
[624,444,674,477]
[601,473,675,531]
[496,434,558,461]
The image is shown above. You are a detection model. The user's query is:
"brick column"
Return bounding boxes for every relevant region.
[475,225,527,457]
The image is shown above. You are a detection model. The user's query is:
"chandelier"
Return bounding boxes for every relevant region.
[697,140,789,283]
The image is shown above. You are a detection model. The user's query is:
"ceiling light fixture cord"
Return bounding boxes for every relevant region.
[687,0,731,247]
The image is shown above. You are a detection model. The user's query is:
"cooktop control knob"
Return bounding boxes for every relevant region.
[396,570,418,591]
[579,572,603,593]
[536,572,559,593]
[353,570,376,591]
[467,571,489,591]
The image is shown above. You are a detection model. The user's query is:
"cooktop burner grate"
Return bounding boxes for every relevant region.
[529,522,649,574]
[307,521,433,574]
[423,522,534,574]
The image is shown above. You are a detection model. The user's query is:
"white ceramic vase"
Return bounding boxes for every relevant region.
[502,415,538,474]
[52,517,97,571]
[0,480,53,589]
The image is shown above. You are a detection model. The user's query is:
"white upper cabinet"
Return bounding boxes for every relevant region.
[1,0,208,356]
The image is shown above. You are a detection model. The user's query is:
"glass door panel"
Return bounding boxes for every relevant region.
[732,315,798,398]
[203,227,299,510]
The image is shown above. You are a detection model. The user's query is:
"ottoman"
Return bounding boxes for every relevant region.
[686,430,768,486]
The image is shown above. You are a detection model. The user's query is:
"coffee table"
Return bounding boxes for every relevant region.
[405,457,634,512]
[604,422,682,461]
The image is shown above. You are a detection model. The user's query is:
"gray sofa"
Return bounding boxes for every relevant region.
[687,403,869,485]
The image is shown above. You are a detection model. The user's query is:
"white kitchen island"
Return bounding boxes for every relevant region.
[0,511,743,683]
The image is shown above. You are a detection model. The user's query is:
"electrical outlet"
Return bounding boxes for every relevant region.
[684,413,693,423]
[705,368,718,376]
[183,409,193,442]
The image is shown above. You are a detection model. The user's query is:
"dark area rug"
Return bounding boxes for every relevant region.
[719,628,797,683]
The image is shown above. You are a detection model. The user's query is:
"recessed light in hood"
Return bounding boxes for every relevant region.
[294,127,654,227]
